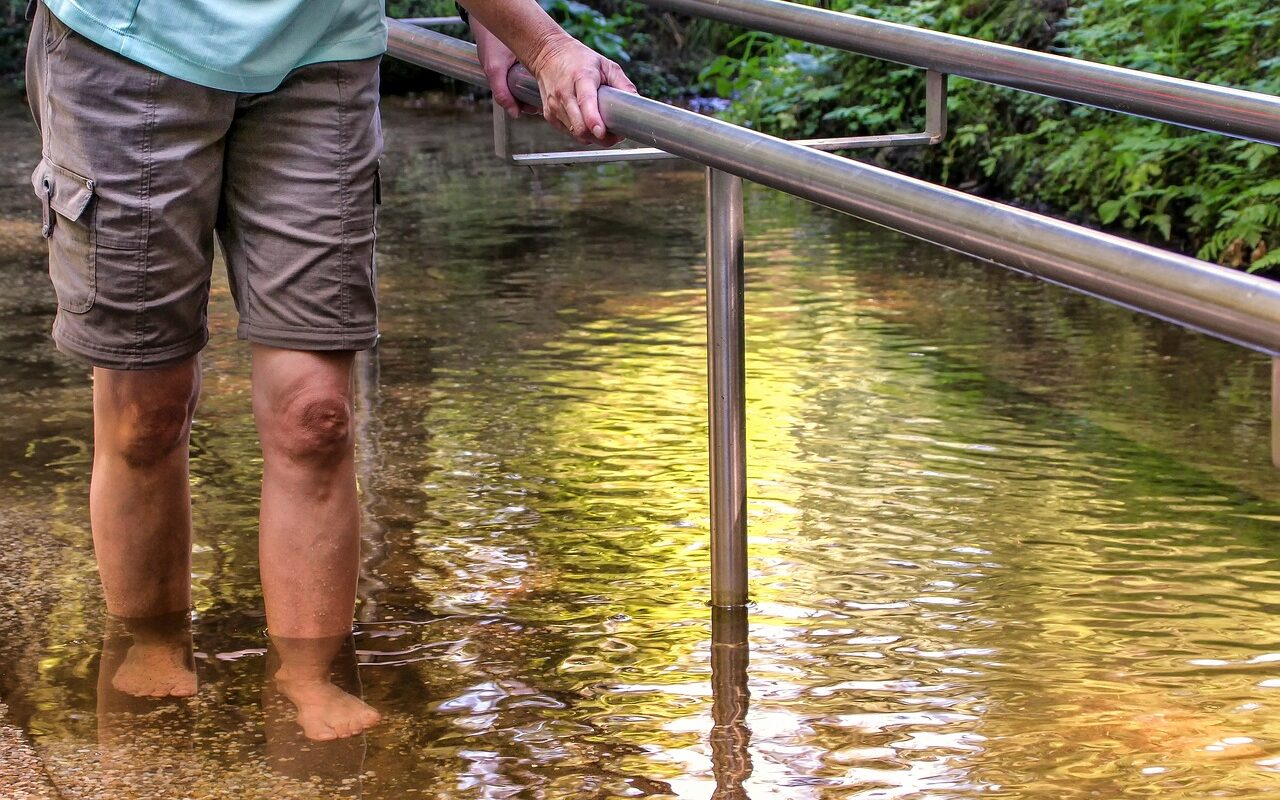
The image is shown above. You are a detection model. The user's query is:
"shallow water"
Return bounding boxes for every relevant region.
[0,94,1278,799]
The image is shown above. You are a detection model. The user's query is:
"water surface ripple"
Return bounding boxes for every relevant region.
[0,98,1276,799]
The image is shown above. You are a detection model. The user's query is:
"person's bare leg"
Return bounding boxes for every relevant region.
[252,344,379,740]
[91,357,201,698]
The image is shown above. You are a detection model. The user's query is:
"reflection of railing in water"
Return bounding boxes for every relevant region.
[354,346,390,624]
[711,607,751,799]
[387,7,1280,609]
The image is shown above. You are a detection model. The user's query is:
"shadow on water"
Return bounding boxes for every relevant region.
[0,94,1278,798]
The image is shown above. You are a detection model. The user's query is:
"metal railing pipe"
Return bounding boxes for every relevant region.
[386,22,1280,356]
[638,0,1280,146]
[706,169,748,608]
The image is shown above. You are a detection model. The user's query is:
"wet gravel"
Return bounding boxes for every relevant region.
[0,700,59,799]
[0,505,67,800]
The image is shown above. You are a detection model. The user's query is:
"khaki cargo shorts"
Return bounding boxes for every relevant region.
[26,3,383,370]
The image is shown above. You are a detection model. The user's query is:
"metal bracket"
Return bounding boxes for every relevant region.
[493,70,948,166]
[493,101,673,165]
[401,16,465,27]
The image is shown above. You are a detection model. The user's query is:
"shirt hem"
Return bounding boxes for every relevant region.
[44,1,387,93]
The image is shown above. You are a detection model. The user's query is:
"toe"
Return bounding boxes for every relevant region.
[312,725,338,741]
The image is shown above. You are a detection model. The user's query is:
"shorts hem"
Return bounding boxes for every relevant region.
[237,321,379,352]
[52,320,208,370]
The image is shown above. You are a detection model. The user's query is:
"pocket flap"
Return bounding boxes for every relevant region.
[31,158,95,221]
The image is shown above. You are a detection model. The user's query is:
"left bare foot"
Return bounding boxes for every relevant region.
[111,640,198,698]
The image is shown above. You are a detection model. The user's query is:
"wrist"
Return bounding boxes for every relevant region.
[525,29,576,78]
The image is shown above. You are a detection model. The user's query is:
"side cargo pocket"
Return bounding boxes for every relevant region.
[32,156,96,313]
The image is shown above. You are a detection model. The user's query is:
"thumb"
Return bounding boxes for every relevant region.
[488,67,522,120]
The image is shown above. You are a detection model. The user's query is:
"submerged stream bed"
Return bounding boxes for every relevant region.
[0,95,1278,799]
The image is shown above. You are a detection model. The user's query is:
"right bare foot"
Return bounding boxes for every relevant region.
[274,674,381,741]
[110,640,198,698]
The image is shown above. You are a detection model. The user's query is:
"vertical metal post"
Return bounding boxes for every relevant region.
[710,606,751,798]
[1273,358,1279,469]
[493,100,513,161]
[706,168,748,608]
[925,70,949,143]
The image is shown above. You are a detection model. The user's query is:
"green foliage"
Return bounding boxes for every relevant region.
[385,0,456,16]
[539,0,633,63]
[0,1,27,88]
[570,2,741,97]
[700,0,1280,273]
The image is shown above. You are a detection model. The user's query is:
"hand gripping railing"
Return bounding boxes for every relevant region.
[492,68,947,165]
[385,20,1280,608]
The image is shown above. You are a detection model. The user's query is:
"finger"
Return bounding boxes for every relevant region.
[603,60,638,94]
[544,102,561,132]
[574,73,608,143]
[540,86,556,127]
[558,84,588,142]
[517,101,540,116]
[543,95,575,140]
[487,69,521,120]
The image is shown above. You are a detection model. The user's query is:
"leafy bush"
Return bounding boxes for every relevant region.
[700,0,1280,273]
[540,0,634,63]
[0,1,28,87]
[386,0,457,18]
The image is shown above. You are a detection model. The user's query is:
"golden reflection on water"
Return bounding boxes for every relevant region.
[0,97,1277,798]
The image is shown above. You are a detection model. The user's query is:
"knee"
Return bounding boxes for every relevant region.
[265,391,353,466]
[116,400,195,469]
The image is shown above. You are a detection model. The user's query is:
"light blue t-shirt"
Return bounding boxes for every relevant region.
[44,0,387,93]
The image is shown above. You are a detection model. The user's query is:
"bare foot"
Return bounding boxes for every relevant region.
[111,640,198,698]
[275,674,381,741]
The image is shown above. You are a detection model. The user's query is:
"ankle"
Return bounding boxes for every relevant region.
[106,608,192,642]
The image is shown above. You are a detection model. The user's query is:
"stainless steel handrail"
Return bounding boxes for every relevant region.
[386,21,1280,356]
[638,0,1280,146]
[386,20,1280,608]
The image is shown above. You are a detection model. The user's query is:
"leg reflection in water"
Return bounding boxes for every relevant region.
[96,613,197,797]
[711,607,752,800]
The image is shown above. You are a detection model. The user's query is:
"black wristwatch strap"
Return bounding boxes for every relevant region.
[455,3,469,26]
